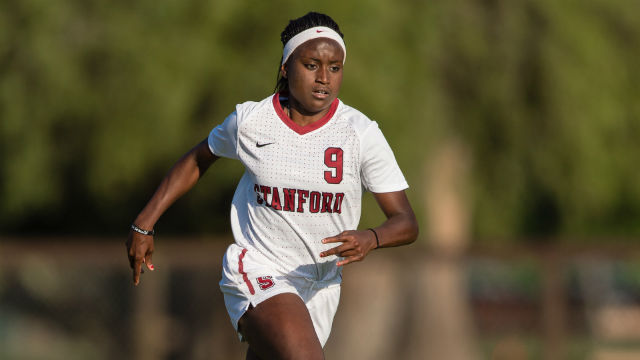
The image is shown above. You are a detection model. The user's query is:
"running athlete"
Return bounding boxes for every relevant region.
[126,12,418,360]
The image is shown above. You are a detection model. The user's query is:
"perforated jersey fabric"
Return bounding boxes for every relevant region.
[208,93,408,282]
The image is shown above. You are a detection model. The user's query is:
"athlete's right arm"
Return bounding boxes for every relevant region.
[126,138,219,285]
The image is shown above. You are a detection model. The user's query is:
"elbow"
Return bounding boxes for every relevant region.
[409,221,420,244]
[403,215,419,245]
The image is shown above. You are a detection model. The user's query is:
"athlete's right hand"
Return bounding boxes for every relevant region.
[126,230,155,286]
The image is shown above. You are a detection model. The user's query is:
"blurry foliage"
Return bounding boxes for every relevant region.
[1,0,639,239]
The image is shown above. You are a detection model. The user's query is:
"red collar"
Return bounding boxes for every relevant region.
[272,93,339,135]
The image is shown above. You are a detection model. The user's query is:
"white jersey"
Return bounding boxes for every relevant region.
[208,93,408,282]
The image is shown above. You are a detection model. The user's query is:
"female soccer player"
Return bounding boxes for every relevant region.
[127,12,418,360]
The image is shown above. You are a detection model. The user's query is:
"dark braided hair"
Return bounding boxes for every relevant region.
[274,12,344,94]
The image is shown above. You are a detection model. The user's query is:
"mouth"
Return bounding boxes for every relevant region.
[312,88,330,99]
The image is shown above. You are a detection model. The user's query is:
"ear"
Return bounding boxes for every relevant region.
[280,64,287,79]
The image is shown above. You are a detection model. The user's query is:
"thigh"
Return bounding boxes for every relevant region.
[239,292,324,360]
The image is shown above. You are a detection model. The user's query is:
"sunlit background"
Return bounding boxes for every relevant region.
[2,0,640,359]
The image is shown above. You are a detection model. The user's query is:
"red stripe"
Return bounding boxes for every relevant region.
[272,93,339,135]
[238,248,255,295]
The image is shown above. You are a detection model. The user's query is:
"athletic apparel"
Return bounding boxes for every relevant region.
[208,93,408,283]
[281,26,346,65]
[220,243,341,346]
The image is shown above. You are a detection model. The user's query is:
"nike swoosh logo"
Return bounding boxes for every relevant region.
[256,142,275,148]
[316,30,324,33]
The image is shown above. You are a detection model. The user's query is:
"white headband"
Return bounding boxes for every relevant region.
[281,26,346,66]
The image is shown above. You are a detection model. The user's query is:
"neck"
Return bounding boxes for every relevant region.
[289,108,329,127]
[286,98,331,127]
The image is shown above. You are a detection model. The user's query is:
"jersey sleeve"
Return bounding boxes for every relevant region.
[208,110,240,159]
[360,122,409,193]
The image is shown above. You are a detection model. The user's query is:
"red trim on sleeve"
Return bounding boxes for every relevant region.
[238,248,255,295]
[272,93,339,135]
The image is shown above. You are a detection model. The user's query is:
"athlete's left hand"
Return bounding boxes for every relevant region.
[319,230,377,266]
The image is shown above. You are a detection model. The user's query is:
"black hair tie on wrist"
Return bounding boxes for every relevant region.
[368,228,380,249]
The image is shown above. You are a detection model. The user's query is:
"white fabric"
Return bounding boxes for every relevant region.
[208,93,408,283]
[281,26,346,65]
[219,243,341,346]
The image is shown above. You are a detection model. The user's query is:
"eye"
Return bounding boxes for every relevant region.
[305,63,318,70]
[330,65,342,72]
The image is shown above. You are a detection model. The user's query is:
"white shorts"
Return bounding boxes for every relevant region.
[219,243,341,347]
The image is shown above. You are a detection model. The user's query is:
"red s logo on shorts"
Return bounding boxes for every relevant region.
[256,276,275,291]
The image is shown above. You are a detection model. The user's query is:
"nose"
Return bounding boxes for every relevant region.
[316,66,329,84]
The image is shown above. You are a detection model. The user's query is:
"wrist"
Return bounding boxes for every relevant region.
[133,214,157,234]
[367,228,380,249]
[131,223,155,236]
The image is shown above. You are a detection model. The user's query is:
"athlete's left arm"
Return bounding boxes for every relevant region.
[320,190,419,266]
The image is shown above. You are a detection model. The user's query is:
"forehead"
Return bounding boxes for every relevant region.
[291,38,345,61]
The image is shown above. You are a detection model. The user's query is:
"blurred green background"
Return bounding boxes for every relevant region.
[2,1,640,359]
[3,0,639,239]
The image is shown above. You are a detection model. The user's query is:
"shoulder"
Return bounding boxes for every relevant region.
[234,94,276,120]
[335,100,379,136]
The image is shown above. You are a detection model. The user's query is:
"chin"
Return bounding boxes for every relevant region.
[310,96,335,108]
[292,94,336,115]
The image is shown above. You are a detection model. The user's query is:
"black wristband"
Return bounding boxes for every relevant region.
[368,228,380,249]
[131,224,155,236]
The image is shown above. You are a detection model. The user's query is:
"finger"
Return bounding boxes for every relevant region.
[321,235,348,245]
[128,249,137,269]
[127,246,135,269]
[320,243,353,258]
[133,258,143,286]
[336,249,360,258]
[145,253,155,271]
[337,255,363,267]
